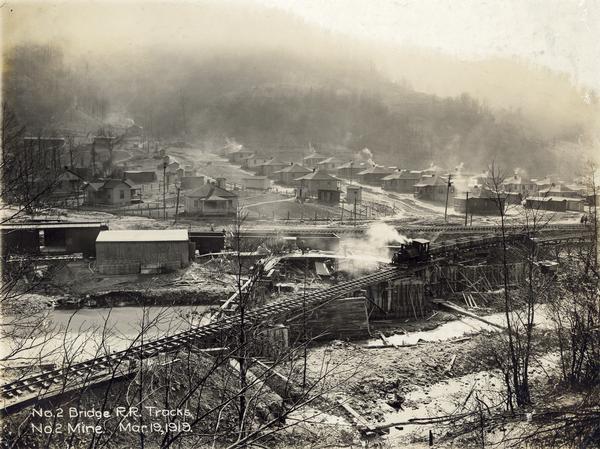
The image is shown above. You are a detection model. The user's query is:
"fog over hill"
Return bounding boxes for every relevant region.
[3,1,598,176]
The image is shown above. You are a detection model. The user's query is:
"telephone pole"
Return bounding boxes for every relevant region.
[444,173,453,221]
[464,191,469,226]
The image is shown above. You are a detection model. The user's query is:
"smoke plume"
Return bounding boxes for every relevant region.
[336,222,411,274]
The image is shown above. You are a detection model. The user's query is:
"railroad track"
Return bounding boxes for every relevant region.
[221,223,591,236]
[1,230,592,415]
[0,267,412,415]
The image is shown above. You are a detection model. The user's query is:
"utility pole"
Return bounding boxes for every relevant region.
[68,136,74,169]
[354,197,357,226]
[174,181,181,223]
[91,139,96,178]
[444,173,453,222]
[162,156,169,220]
[464,191,469,226]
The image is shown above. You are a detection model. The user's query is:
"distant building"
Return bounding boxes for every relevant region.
[502,174,537,196]
[243,176,270,191]
[83,179,134,206]
[54,168,86,197]
[180,176,205,191]
[525,196,585,212]
[357,165,395,186]
[1,221,106,258]
[185,183,238,216]
[316,157,344,173]
[538,184,584,199]
[123,170,157,185]
[531,178,553,193]
[241,154,271,171]
[227,148,254,164]
[95,229,191,275]
[414,175,453,202]
[345,185,362,205]
[382,170,422,193]
[273,163,312,185]
[303,152,328,168]
[125,124,144,138]
[453,189,505,215]
[295,170,341,197]
[256,158,289,178]
[317,189,341,204]
[336,161,368,181]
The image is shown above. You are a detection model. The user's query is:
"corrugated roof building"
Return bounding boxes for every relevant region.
[96,229,191,274]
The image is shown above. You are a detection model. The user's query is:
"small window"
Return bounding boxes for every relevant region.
[119,190,125,199]
[194,200,199,207]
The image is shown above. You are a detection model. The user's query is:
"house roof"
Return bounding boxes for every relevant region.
[414,176,447,187]
[243,176,269,180]
[303,153,326,160]
[337,161,368,170]
[358,166,394,175]
[294,170,340,181]
[317,157,343,165]
[274,163,312,174]
[186,184,237,199]
[539,184,574,194]
[527,196,583,202]
[123,171,157,184]
[102,179,133,189]
[57,169,84,182]
[260,158,288,166]
[240,154,271,161]
[382,170,422,181]
[97,229,188,243]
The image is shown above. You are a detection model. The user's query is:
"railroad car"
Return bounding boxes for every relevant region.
[391,238,431,265]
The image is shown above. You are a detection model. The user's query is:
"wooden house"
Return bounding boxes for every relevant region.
[382,170,422,193]
[414,175,453,202]
[273,163,312,185]
[357,165,395,186]
[295,170,341,197]
[185,183,238,216]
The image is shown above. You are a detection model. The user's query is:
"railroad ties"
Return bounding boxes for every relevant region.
[0,228,591,416]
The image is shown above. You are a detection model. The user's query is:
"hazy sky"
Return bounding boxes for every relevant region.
[245,0,600,90]
[3,0,599,91]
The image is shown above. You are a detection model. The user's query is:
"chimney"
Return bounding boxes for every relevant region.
[216,177,226,188]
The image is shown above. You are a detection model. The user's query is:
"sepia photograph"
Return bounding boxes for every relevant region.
[1,1,599,447]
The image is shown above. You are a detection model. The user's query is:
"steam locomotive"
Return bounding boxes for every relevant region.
[390,233,536,266]
[391,238,431,265]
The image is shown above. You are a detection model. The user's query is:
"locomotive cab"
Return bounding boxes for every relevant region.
[391,238,431,265]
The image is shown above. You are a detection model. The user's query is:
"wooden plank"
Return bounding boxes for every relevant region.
[443,354,457,376]
[337,398,376,432]
[432,300,506,330]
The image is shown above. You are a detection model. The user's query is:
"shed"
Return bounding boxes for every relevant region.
[345,185,362,205]
[525,196,584,212]
[96,229,191,274]
[243,176,270,191]
[317,189,341,204]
